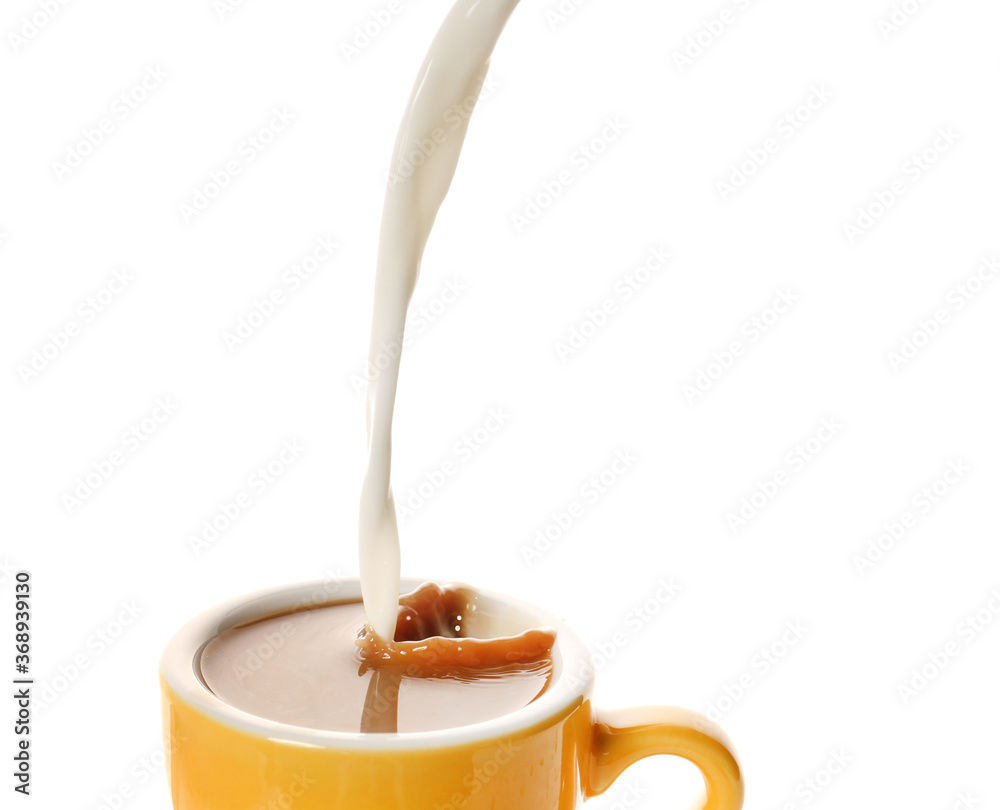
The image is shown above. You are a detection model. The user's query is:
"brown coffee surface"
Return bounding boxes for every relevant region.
[200,586,555,734]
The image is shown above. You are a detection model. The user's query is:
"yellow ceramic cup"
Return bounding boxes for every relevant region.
[161,578,744,810]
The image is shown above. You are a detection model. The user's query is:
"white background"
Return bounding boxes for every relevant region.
[2,0,999,808]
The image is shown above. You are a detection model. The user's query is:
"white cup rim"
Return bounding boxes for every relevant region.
[160,577,594,750]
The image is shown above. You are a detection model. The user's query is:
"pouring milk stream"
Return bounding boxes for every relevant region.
[359,0,523,640]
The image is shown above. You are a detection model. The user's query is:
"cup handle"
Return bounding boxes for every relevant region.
[586,706,745,810]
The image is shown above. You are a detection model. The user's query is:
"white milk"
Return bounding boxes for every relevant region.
[359,0,523,639]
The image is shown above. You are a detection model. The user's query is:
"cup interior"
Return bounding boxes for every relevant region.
[161,577,593,749]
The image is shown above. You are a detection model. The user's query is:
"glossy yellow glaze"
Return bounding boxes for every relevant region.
[589,706,744,810]
[162,680,743,809]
